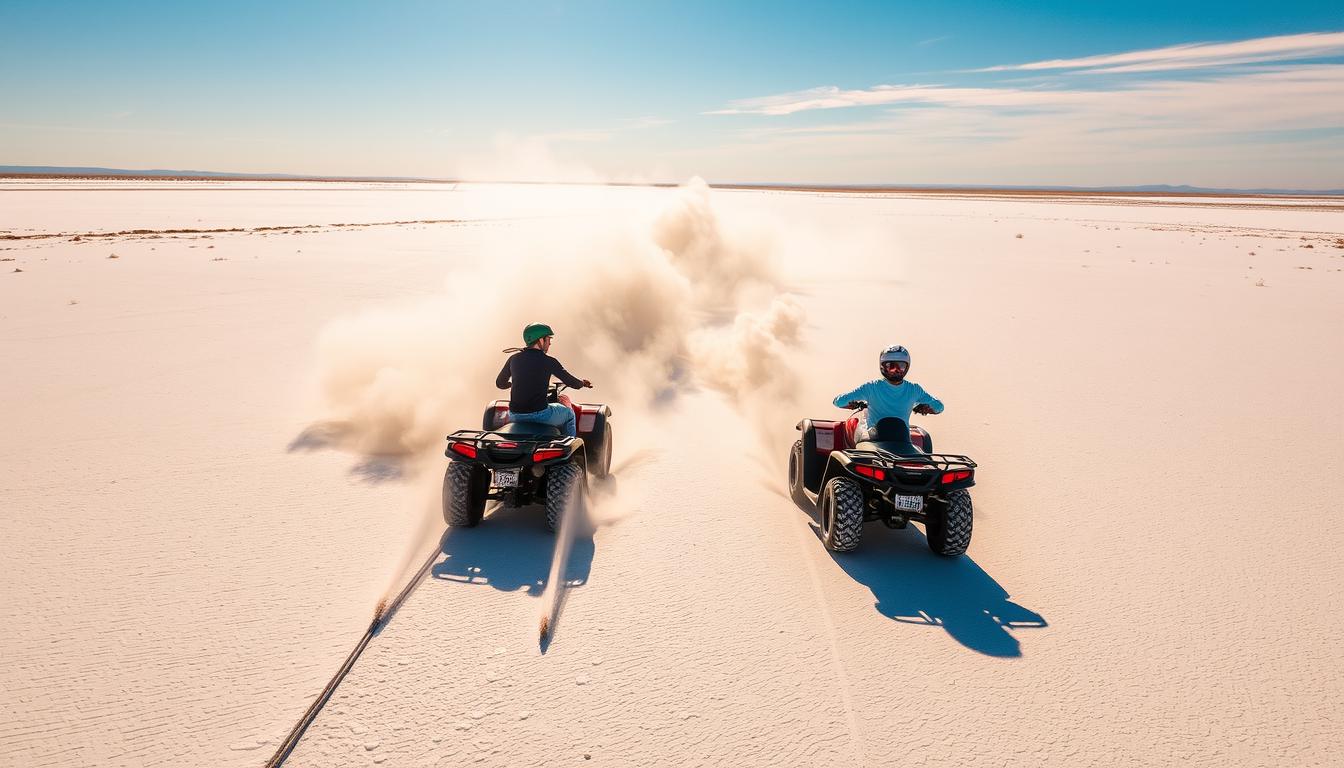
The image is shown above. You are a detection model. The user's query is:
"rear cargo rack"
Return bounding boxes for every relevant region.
[446,429,578,451]
[848,449,976,472]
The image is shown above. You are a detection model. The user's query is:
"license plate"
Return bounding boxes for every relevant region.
[894,494,924,512]
[494,469,520,488]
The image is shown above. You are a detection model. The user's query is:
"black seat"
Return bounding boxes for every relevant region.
[854,417,922,457]
[497,421,562,437]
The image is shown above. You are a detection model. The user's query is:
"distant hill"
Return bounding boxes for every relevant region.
[720,181,1344,197]
[2,165,1340,196]
[0,166,438,183]
[1109,183,1344,195]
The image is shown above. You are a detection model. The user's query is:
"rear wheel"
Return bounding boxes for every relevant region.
[443,461,489,527]
[788,440,807,503]
[545,462,584,532]
[925,489,973,556]
[819,476,864,552]
[583,415,613,478]
[603,427,613,476]
[799,425,822,490]
[595,425,613,478]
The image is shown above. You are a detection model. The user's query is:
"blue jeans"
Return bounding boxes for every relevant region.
[508,403,576,437]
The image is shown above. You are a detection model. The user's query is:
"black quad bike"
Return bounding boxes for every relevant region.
[442,383,613,531]
[789,404,977,556]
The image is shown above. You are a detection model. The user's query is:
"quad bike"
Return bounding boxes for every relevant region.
[442,383,613,531]
[788,402,977,556]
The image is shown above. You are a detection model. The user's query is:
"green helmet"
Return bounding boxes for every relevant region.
[522,323,554,346]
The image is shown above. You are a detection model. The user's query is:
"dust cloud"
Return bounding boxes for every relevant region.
[303,178,817,608]
[311,178,803,458]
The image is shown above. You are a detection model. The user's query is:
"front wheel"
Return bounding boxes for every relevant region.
[443,461,489,527]
[544,462,584,532]
[819,476,864,552]
[925,489,973,556]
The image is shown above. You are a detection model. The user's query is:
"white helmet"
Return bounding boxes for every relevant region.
[879,345,910,365]
[879,345,910,382]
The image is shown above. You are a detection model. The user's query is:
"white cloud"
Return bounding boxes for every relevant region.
[735,66,1344,138]
[696,65,1344,187]
[707,84,1079,116]
[708,31,1344,118]
[979,30,1344,73]
[708,61,1344,136]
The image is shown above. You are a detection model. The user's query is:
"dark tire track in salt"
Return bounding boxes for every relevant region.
[265,531,447,767]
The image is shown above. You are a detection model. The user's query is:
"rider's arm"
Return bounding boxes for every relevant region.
[548,357,586,389]
[916,385,944,414]
[832,382,870,408]
[495,358,512,390]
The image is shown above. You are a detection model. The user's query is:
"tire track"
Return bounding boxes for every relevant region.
[786,497,868,765]
[264,529,447,768]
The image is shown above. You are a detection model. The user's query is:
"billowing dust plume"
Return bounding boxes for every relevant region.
[310,178,803,460]
[302,178,810,602]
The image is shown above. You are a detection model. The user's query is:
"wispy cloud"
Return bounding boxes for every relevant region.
[725,66,1344,138]
[708,83,1100,116]
[978,30,1344,74]
[696,63,1344,186]
[707,32,1344,118]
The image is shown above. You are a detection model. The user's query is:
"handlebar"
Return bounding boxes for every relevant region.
[842,400,934,414]
[548,380,592,397]
[547,381,593,403]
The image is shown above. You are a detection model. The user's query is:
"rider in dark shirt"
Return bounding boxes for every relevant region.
[496,323,591,436]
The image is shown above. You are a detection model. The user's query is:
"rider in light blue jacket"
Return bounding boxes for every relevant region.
[832,345,943,439]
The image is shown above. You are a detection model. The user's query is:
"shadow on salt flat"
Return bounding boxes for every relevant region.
[347,456,404,483]
[794,497,1047,658]
[287,421,347,452]
[286,422,409,485]
[430,505,595,597]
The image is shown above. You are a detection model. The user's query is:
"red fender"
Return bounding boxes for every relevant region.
[909,426,927,451]
[487,400,510,429]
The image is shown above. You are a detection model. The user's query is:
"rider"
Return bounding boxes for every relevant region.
[832,344,943,440]
[496,323,592,437]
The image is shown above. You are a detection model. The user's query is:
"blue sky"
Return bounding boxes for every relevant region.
[2,1,1341,187]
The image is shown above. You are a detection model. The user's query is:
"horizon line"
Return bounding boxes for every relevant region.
[2,166,1341,198]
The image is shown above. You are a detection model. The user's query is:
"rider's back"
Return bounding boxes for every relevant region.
[497,348,583,413]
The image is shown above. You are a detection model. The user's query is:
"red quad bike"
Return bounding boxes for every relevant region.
[789,403,977,555]
[442,383,613,532]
